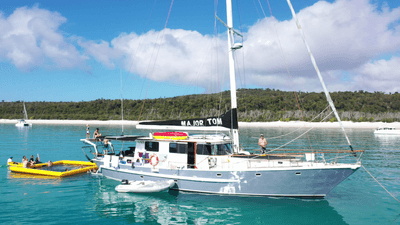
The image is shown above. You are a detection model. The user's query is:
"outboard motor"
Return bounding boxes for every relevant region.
[121,179,129,185]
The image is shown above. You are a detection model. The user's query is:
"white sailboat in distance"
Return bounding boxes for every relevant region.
[15,102,32,127]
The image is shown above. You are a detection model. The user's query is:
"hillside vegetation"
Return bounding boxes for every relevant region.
[2,89,400,122]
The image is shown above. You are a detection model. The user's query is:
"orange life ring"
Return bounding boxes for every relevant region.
[150,154,159,166]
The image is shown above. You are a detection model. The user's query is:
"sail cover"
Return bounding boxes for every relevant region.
[136,109,238,131]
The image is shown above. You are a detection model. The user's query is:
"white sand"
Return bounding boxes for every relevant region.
[2,119,399,129]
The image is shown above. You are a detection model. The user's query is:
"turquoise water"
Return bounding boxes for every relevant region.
[1,124,399,224]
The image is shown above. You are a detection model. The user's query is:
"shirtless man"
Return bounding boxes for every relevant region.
[258,134,268,154]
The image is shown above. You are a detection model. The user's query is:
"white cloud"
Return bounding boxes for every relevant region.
[77,39,121,69]
[241,0,400,92]
[0,6,87,71]
[109,29,228,90]
[352,56,400,92]
[84,0,398,93]
[2,0,400,93]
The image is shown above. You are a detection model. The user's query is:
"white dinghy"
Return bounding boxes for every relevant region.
[115,179,176,193]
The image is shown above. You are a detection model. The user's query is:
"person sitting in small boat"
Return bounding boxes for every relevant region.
[29,155,35,165]
[48,160,53,167]
[22,156,28,163]
[7,156,14,165]
[23,160,34,168]
[35,154,41,164]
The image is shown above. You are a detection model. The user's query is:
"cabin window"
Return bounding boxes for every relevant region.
[215,144,233,155]
[169,143,177,153]
[177,143,187,154]
[145,142,159,152]
[169,143,187,154]
[197,144,212,155]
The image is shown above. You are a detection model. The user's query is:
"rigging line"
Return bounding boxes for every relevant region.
[120,69,124,135]
[122,0,158,93]
[138,0,175,121]
[286,0,353,150]
[169,3,221,98]
[245,106,333,161]
[237,0,246,89]
[234,0,245,89]
[181,36,217,95]
[214,2,223,117]
[266,110,333,154]
[263,0,314,150]
[257,104,330,140]
[362,165,400,205]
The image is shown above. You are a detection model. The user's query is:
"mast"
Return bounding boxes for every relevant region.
[23,102,28,120]
[226,0,240,152]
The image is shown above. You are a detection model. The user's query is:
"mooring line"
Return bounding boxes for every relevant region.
[362,165,400,204]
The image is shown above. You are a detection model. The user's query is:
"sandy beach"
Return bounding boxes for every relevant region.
[2,119,399,129]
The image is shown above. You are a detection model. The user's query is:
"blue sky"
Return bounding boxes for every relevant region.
[1,0,400,102]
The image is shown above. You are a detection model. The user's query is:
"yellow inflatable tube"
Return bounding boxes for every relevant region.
[8,160,97,177]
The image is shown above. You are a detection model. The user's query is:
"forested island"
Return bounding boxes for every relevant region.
[2,89,400,122]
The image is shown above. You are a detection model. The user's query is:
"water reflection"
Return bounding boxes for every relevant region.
[93,178,348,225]
[374,134,400,146]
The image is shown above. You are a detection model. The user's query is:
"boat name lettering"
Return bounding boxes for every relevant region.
[207,118,222,125]
[180,118,222,126]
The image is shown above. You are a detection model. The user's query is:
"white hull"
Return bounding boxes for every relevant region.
[374,127,400,135]
[15,120,32,127]
[88,152,361,197]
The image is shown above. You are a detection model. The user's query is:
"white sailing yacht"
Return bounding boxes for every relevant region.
[15,102,32,127]
[81,0,363,197]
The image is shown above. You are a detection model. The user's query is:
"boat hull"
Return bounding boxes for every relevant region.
[99,164,359,197]
[115,180,175,193]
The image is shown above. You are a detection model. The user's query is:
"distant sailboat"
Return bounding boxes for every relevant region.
[15,102,32,127]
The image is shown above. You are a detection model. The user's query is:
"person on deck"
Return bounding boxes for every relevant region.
[93,128,101,140]
[103,139,112,154]
[86,124,90,139]
[258,134,268,154]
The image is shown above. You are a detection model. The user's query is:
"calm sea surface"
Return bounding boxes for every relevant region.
[1,124,399,225]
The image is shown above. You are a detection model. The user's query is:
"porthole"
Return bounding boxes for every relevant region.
[216,173,222,177]
[295,172,301,175]
[255,173,261,177]
[140,175,144,179]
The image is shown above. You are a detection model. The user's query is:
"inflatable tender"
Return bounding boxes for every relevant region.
[8,160,97,177]
[115,179,175,193]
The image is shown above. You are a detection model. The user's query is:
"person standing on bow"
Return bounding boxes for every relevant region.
[86,124,90,139]
[258,134,268,154]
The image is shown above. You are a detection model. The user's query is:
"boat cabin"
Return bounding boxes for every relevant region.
[81,133,234,170]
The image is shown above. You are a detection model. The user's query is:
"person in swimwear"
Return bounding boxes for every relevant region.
[86,124,90,139]
[93,128,101,140]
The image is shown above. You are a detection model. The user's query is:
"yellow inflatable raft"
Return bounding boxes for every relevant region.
[8,160,97,177]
